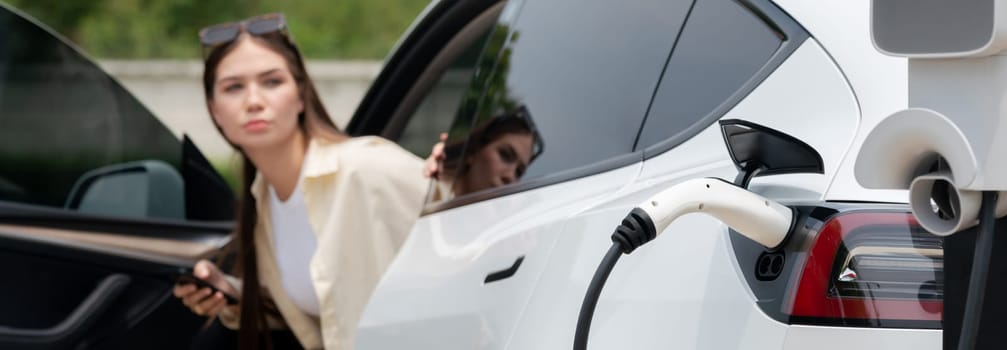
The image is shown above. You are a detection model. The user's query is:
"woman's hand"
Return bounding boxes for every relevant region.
[424,132,448,179]
[172,259,239,317]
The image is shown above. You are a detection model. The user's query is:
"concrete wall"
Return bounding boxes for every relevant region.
[100,60,381,159]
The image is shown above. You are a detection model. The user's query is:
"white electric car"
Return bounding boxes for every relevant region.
[0,0,958,348]
[348,0,946,349]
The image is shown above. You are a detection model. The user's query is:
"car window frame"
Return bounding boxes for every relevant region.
[421,0,703,214]
[381,2,506,149]
[635,0,811,159]
[347,0,505,137]
[422,151,642,214]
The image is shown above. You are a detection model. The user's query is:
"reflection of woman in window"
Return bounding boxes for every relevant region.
[171,14,427,350]
[429,105,543,197]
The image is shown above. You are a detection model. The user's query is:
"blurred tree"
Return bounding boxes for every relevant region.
[5,0,105,44]
[4,0,428,59]
[451,23,519,137]
[261,0,426,58]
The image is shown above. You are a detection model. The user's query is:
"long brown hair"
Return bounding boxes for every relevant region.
[202,30,344,349]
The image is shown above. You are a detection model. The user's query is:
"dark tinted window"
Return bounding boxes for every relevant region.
[0,8,219,221]
[395,20,495,157]
[433,0,692,201]
[636,0,784,148]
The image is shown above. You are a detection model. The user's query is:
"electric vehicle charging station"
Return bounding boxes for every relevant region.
[357,0,967,348]
[576,1,1007,348]
[855,0,1007,348]
[574,119,822,350]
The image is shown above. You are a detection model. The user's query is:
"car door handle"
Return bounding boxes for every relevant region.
[484,256,525,284]
[0,273,131,349]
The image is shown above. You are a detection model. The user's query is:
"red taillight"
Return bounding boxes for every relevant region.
[786,212,943,325]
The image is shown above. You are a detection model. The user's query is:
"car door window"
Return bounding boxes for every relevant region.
[635,0,799,152]
[0,7,231,222]
[389,5,502,157]
[429,0,694,206]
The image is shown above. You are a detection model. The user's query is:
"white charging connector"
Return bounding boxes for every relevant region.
[575,177,796,350]
[638,177,794,249]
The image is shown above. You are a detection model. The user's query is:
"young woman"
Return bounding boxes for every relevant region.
[172,14,427,350]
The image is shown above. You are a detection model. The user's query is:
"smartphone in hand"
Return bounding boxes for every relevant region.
[173,267,239,305]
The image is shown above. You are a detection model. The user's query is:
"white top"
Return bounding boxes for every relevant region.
[268,176,321,316]
[218,137,427,349]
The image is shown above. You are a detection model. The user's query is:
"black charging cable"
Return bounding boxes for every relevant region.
[573,208,656,350]
[571,178,795,349]
[958,191,997,350]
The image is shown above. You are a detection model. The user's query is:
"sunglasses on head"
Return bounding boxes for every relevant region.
[198,13,290,52]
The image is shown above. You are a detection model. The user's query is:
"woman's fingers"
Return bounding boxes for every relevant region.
[175,284,202,306]
[173,282,196,298]
[178,287,228,316]
[182,287,214,309]
[173,260,238,317]
[199,292,228,316]
[194,260,239,297]
[424,144,444,177]
[424,133,448,179]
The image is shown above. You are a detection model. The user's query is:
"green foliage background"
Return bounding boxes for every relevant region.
[5,0,429,59]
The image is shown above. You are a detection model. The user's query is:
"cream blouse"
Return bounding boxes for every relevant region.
[219,136,427,350]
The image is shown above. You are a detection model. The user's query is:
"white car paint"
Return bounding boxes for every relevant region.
[357,164,642,349]
[774,0,911,203]
[358,0,942,349]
